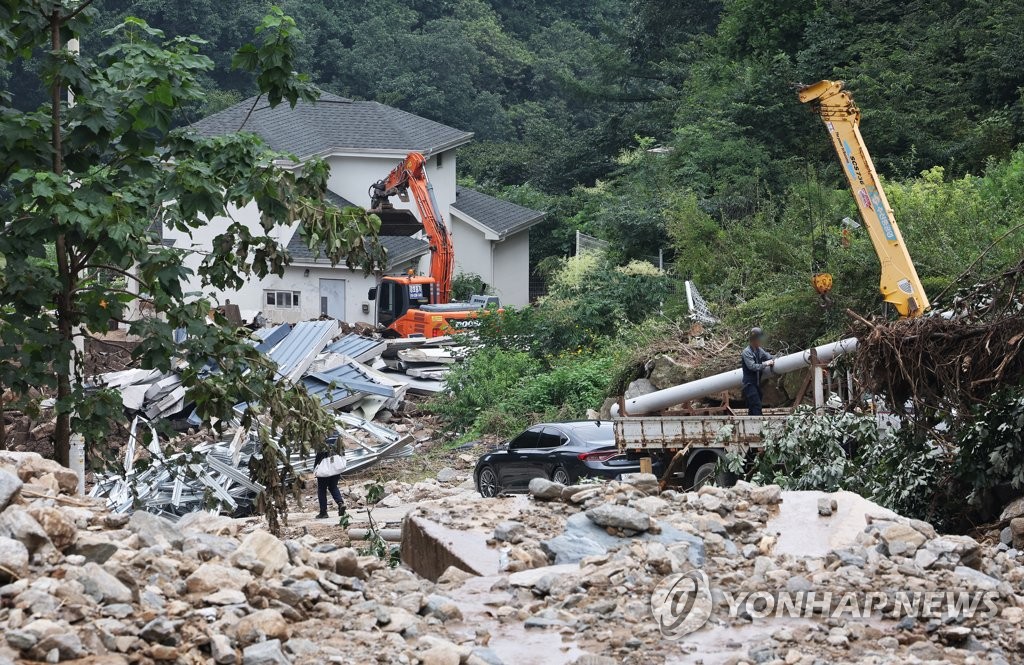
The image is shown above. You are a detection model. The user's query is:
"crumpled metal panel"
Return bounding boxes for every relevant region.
[324,333,388,363]
[267,320,338,381]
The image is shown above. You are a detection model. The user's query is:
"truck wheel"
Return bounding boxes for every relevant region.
[683,458,738,491]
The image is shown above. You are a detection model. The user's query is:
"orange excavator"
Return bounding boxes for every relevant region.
[367,152,499,337]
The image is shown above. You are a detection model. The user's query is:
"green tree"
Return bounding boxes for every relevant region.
[0,2,382,531]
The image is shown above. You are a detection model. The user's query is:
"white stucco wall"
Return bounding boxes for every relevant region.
[492,230,530,307]
[449,215,494,285]
[325,150,457,219]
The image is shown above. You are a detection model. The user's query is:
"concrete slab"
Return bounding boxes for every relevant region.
[401,515,500,581]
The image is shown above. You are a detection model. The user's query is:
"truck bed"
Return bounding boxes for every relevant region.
[614,414,788,452]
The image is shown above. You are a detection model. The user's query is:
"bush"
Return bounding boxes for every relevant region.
[451,272,490,301]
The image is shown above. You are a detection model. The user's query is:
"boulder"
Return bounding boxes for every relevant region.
[0,505,49,553]
[233,609,290,646]
[1000,496,1024,522]
[71,533,119,564]
[749,485,783,505]
[879,523,928,557]
[210,634,237,664]
[0,536,29,582]
[585,504,651,532]
[620,473,660,495]
[185,563,253,594]
[75,562,133,605]
[233,530,288,575]
[493,521,526,543]
[27,506,76,551]
[648,355,699,390]
[128,511,184,549]
[528,478,564,501]
[242,639,290,665]
[624,378,657,400]
[817,497,836,517]
[1010,517,1024,550]
[540,533,606,565]
[436,468,459,483]
[0,468,22,510]
[0,451,78,493]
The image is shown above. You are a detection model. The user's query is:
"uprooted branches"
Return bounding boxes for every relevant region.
[851,255,1024,423]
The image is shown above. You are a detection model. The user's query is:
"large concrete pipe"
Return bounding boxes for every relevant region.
[612,337,859,417]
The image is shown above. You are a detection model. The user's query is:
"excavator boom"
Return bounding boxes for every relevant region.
[799,80,929,318]
[370,152,455,304]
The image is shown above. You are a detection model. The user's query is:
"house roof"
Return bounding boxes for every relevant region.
[189,92,473,158]
[288,227,429,269]
[451,186,546,241]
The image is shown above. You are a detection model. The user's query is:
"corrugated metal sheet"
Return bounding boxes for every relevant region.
[302,360,397,410]
[324,333,388,363]
[254,323,292,353]
[268,320,337,381]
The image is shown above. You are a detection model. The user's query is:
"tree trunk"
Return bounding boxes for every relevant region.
[51,10,72,466]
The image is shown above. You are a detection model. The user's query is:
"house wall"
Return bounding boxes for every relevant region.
[492,230,530,307]
[161,198,421,325]
[324,150,457,219]
[449,215,493,286]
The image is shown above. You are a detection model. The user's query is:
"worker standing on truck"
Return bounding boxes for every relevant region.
[741,327,775,416]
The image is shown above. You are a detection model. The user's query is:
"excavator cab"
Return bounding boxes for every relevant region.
[369,276,435,328]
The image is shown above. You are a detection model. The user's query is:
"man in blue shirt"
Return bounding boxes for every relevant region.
[741,327,775,416]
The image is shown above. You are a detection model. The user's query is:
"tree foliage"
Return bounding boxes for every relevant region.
[0,2,381,531]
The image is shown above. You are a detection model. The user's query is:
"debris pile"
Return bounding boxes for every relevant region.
[0,450,492,665]
[87,322,461,519]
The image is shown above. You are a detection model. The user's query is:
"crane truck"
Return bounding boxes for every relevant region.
[798,79,930,318]
[611,80,927,490]
[366,152,498,338]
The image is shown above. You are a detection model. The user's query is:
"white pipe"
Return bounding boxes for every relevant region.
[612,337,859,417]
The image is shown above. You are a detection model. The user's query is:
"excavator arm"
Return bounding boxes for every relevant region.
[799,80,929,318]
[369,152,455,304]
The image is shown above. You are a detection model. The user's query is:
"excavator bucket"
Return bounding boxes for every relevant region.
[367,206,423,236]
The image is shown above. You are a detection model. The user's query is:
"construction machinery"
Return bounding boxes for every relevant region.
[798,79,930,318]
[366,152,498,337]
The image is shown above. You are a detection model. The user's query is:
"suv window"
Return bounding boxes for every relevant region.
[537,427,567,449]
[509,429,540,450]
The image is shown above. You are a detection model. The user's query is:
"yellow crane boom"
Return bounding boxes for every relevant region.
[798,79,929,318]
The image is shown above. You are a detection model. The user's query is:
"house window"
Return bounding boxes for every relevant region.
[265,290,301,308]
[436,152,443,168]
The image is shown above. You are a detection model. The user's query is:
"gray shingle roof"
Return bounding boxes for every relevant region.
[288,228,428,269]
[451,186,546,240]
[189,92,473,158]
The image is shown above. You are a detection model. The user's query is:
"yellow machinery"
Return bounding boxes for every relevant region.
[799,80,929,318]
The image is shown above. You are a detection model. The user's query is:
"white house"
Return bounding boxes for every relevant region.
[165,93,545,325]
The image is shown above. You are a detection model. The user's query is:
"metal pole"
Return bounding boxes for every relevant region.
[813,366,824,412]
[612,337,859,417]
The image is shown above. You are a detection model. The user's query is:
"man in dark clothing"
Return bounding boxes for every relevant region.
[314,439,346,519]
[741,327,775,416]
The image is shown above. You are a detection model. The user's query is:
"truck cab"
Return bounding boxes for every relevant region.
[369,276,499,337]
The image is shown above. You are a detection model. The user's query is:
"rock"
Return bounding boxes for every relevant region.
[1010,517,1024,549]
[242,639,290,665]
[34,633,85,661]
[423,595,463,622]
[233,609,290,646]
[6,628,37,650]
[140,617,177,645]
[624,378,657,399]
[0,451,78,493]
[233,530,288,575]
[585,504,651,532]
[540,533,605,564]
[817,497,836,517]
[75,562,133,604]
[528,478,564,501]
[0,468,22,510]
[27,507,76,551]
[599,398,616,420]
[632,496,668,515]
[749,485,782,505]
[620,473,659,495]
[0,505,48,553]
[1000,496,1024,522]
[420,644,461,665]
[468,647,505,665]
[127,511,184,549]
[437,566,476,585]
[0,536,29,582]
[436,467,458,483]
[1001,526,1013,546]
[955,566,1000,591]
[648,355,699,390]
[494,521,526,543]
[70,534,119,564]
[879,522,927,556]
[210,634,236,664]
[186,563,253,594]
[938,625,972,645]
[207,589,247,605]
